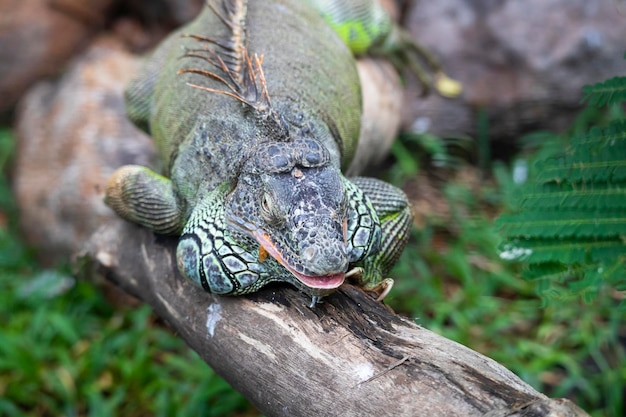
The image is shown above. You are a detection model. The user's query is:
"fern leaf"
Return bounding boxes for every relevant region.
[582,76,626,107]
[500,238,626,265]
[496,211,626,239]
[497,69,626,295]
[536,120,626,183]
[521,261,570,280]
[521,186,626,210]
[538,161,626,184]
[577,120,626,145]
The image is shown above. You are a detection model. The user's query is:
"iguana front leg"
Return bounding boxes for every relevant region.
[346,176,412,300]
[105,165,184,235]
[107,173,293,295]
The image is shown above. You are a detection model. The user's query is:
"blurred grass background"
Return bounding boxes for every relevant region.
[0,98,624,416]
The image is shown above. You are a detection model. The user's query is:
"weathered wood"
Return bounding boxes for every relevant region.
[78,220,589,417]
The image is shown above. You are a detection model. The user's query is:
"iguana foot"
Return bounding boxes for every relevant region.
[378,27,462,98]
[105,165,183,235]
[345,266,394,301]
[345,266,363,279]
[369,278,394,301]
[308,0,462,98]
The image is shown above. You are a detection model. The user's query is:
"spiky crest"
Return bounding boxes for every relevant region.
[178,0,288,139]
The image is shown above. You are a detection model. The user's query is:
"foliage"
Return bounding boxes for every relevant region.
[0,130,254,417]
[386,119,624,416]
[389,129,474,184]
[582,76,626,107]
[495,73,626,302]
[386,176,624,417]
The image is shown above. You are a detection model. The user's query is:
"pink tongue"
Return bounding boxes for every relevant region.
[294,271,345,290]
[253,231,345,290]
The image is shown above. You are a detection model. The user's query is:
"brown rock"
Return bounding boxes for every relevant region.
[402,0,626,143]
[0,0,114,113]
[13,36,155,265]
[110,0,204,52]
[348,57,403,176]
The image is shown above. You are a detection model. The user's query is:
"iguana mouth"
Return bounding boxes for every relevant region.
[254,231,346,290]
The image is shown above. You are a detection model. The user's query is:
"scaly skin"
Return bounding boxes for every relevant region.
[105,0,412,304]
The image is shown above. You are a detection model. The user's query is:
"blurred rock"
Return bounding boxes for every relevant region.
[0,0,114,113]
[120,0,203,31]
[110,0,203,52]
[0,0,205,116]
[14,36,156,266]
[402,0,626,145]
[348,57,403,176]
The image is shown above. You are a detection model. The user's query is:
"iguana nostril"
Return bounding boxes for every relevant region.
[303,246,316,262]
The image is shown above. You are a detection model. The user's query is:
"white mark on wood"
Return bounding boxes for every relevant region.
[156,292,180,322]
[96,250,114,268]
[239,333,277,362]
[206,303,222,337]
[354,363,375,382]
[357,355,410,386]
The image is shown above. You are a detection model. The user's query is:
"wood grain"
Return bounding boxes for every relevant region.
[77,220,589,417]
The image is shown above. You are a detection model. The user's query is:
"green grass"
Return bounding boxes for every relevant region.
[0,270,251,417]
[0,130,253,416]
[0,247,253,417]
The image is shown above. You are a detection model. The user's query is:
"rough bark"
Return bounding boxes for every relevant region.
[77,220,589,417]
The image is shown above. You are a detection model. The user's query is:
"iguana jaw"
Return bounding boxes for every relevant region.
[253,230,346,290]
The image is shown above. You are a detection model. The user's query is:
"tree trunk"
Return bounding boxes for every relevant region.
[77,220,588,417]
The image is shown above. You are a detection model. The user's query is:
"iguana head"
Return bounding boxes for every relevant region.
[176,138,381,298]
[225,138,350,292]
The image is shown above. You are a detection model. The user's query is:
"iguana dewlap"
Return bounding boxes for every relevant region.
[105,0,413,305]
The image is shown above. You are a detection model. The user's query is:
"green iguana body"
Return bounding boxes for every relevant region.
[105,0,413,305]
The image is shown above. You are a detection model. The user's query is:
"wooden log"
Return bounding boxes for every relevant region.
[77,220,589,417]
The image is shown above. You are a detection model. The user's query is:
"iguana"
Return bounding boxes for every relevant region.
[105,0,418,306]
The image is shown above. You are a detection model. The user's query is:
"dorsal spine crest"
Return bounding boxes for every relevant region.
[178,0,289,140]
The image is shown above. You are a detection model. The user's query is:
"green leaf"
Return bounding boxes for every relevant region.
[521,186,626,210]
[534,120,626,184]
[500,238,626,265]
[582,76,626,107]
[497,210,626,239]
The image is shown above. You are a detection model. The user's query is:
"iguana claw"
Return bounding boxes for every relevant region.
[309,295,323,308]
[345,267,363,279]
[371,278,394,302]
[345,267,393,301]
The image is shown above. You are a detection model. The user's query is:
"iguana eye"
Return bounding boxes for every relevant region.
[261,193,272,213]
[260,192,281,225]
